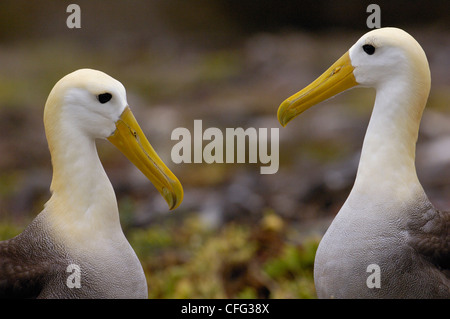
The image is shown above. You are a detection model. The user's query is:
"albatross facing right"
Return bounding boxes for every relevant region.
[0,69,183,298]
[278,27,449,298]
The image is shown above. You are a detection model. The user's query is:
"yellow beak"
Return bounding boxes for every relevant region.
[108,107,183,210]
[278,51,357,127]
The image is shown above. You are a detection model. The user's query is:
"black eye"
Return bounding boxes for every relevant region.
[97,93,112,104]
[363,44,376,55]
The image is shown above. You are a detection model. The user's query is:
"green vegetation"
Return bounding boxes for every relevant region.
[0,212,319,299]
[0,222,22,240]
[129,213,318,299]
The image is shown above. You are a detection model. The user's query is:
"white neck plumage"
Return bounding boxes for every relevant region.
[353,76,430,202]
[44,114,122,245]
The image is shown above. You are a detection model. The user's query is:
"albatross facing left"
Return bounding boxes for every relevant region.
[0,69,183,298]
[278,28,449,298]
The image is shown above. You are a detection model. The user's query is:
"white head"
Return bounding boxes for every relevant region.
[278,27,431,126]
[45,69,128,140]
[349,27,430,91]
[277,28,432,201]
[44,69,183,210]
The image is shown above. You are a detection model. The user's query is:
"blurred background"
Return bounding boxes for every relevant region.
[0,0,449,298]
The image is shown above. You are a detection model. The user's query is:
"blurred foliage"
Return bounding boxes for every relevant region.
[0,222,22,241]
[128,212,318,299]
[0,211,319,299]
[0,0,448,44]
